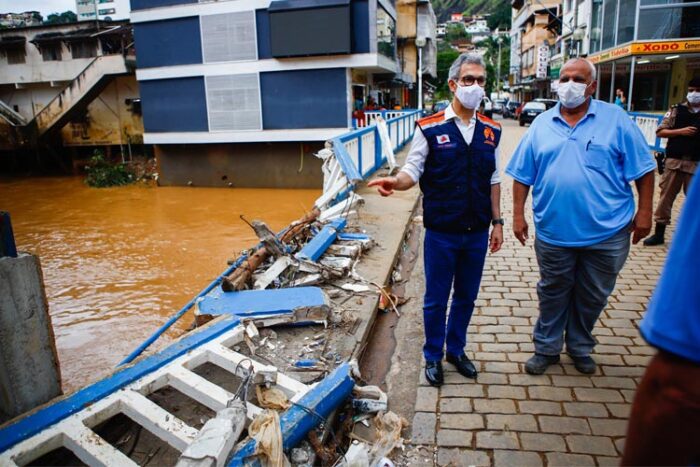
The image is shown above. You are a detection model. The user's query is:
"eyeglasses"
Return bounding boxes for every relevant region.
[457,75,486,87]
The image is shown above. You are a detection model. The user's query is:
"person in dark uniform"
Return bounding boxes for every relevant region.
[367,53,504,386]
[644,77,700,246]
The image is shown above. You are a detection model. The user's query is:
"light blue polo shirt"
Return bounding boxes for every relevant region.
[640,177,700,363]
[505,98,656,247]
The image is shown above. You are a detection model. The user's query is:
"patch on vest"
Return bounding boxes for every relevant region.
[483,127,497,146]
[436,134,451,144]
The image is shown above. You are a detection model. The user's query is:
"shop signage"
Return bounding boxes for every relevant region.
[589,39,700,64]
[536,44,549,79]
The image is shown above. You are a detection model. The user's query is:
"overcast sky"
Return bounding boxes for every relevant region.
[0,0,77,16]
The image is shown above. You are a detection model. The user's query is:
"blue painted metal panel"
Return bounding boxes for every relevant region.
[133,17,202,68]
[337,232,370,241]
[140,77,209,133]
[332,138,363,182]
[228,363,354,465]
[351,0,370,53]
[255,9,272,59]
[0,212,17,258]
[0,316,242,453]
[131,0,197,9]
[260,69,348,129]
[197,287,328,317]
[295,218,347,261]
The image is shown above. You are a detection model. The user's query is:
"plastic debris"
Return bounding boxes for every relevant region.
[368,412,408,466]
[256,386,291,411]
[344,440,370,467]
[341,283,371,293]
[248,409,289,467]
[352,385,388,414]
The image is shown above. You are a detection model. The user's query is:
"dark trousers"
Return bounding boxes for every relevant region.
[533,228,630,357]
[422,228,488,362]
[622,350,700,466]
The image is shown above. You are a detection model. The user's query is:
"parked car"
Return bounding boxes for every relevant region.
[481,97,493,118]
[431,99,450,115]
[519,101,547,126]
[503,101,520,119]
[493,99,506,114]
[534,98,558,110]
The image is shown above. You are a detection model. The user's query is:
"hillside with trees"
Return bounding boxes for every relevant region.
[432,0,511,30]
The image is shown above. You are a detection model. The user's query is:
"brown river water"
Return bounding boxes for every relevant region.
[0,177,319,393]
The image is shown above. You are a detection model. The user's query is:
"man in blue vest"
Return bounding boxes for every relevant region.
[368,53,503,386]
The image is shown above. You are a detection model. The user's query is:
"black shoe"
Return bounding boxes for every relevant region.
[446,353,478,379]
[425,360,444,387]
[570,355,597,374]
[525,353,560,375]
[643,223,666,246]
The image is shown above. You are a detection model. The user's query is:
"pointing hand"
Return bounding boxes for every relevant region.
[367,177,398,197]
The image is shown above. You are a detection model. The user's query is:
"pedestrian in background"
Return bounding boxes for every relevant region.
[367,53,504,386]
[643,77,700,246]
[614,88,626,109]
[622,169,700,466]
[506,58,656,375]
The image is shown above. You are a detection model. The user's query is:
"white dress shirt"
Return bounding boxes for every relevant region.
[400,104,502,185]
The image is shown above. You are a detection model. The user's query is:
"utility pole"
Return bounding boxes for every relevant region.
[497,34,503,96]
[93,0,100,31]
[416,37,427,111]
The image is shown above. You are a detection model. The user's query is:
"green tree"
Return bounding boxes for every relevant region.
[487,2,512,31]
[44,11,77,25]
[432,49,460,100]
[481,35,511,96]
[444,23,470,43]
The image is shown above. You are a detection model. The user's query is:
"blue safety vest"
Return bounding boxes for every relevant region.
[418,111,501,233]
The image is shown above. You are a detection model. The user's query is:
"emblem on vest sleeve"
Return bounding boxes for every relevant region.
[436,134,451,144]
[483,127,496,146]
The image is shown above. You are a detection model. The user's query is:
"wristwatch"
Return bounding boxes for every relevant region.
[491,218,505,226]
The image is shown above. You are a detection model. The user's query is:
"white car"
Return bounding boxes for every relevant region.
[481,97,493,118]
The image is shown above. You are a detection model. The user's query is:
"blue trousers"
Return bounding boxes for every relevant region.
[423,228,488,362]
[533,227,630,357]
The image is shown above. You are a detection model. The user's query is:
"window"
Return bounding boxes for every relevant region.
[41,44,62,61]
[98,8,116,14]
[201,11,256,63]
[205,74,261,131]
[80,12,96,18]
[638,5,700,39]
[6,47,25,64]
[71,40,97,59]
[98,0,114,3]
[590,0,603,53]
[377,7,396,59]
[601,0,617,49]
[617,0,636,44]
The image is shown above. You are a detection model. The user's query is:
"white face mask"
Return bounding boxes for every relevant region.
[557,80,590,109]
[688,91,700,106]
[454,83,485,110]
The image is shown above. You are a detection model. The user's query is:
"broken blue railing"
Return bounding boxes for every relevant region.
[337,109,421,180]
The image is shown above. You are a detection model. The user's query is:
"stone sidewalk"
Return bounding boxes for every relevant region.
[408,118,683,466]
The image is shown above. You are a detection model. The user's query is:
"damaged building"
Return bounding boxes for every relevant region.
[0,20,144,172]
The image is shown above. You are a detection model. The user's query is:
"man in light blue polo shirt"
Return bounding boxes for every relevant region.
[506,58,656,375]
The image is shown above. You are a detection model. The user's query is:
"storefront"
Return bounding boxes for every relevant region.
[587,0,700,111]
[589,39,700,113]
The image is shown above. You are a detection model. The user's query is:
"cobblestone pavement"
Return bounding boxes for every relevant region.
[408,117,684,466]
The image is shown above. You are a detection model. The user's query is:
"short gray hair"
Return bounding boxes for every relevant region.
[562,57,597,81]
[448,53,486,84]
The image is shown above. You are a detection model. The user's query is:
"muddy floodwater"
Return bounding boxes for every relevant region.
[1,177,320,393]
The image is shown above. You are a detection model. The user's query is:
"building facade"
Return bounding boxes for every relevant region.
[0,21,143,166]
[510,0,560,101]
[587,0,700,112]
[130,0,404,188]
[77,0,131,22]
